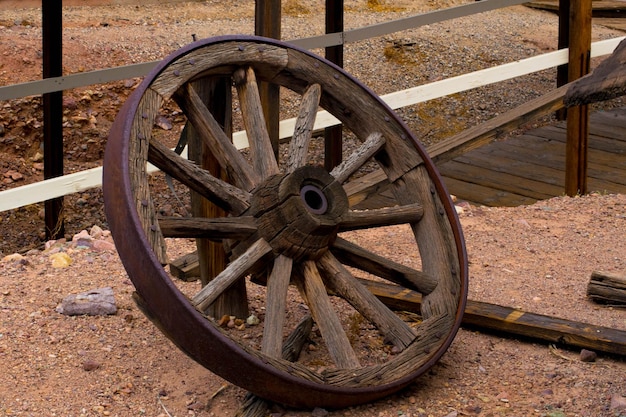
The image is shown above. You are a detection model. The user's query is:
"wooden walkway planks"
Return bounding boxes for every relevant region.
[437,108,626,206]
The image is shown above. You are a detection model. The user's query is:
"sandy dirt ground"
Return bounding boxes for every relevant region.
[0,1,625,416]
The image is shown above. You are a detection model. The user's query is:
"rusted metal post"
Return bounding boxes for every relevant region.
[255,0,281,157]
[42,0,64,240]
[324,0,344,171]
[564,0,591,196]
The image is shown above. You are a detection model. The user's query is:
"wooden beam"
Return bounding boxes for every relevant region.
[361,279,626,356]
[564,0,592,196]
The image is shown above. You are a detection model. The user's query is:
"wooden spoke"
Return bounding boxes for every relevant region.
[287,83,322,173]
[317,252,416,349]
[330,132,385,184]
[175,83,257,192]
[338,203,424,232]
[331,237,438,296]
[158,216,257,240]
[148,139,251,215]
[295,260,360,369]
[261,255,293,358]
[192,238,273,312]
[233,66,280,179]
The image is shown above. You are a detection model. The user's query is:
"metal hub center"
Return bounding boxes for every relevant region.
[300,184,328,215]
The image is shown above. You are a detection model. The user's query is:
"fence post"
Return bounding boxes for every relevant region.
[564,0,592,196]
[255,0,281,156]
[42,0,64,240]
[324,0,344,170]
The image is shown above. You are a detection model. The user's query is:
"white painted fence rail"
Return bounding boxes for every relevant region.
[1,36,622,213]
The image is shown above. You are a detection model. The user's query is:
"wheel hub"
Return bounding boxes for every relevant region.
[250,165,348,261]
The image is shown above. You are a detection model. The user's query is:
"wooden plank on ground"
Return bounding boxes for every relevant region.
[480,141,626,187]
[361,279,626,356]
[438,160,560,200]
[507,133,626,174]
[441,176,537,206]
[454,152,564,187]
[541,125,626,153]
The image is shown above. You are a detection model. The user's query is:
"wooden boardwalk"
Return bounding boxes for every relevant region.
[437,107,626,207]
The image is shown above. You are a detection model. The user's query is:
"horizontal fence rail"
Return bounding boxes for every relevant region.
[0,0,622,213]
[1,37,622,213]
[0,0,529,101]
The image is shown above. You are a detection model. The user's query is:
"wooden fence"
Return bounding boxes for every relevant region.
[0,0,623,212]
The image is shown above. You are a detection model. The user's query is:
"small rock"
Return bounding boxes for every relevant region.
[56,287,117,316]
[610,394,626,411]
[246,314,260,326]
[92,239,116,252]
[2,253,24,263]
[83,359,100,371]
[579,349,597,362]
[49,252,72,268]
[155,115,172,130]
[90,225,104,239]
[311,407,329,417]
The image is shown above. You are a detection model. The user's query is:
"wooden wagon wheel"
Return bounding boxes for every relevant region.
[103,35,467,409]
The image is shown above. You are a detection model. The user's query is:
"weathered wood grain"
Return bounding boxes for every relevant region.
[330,132,385,184]
[148,139,251,215]
[234,66,280,179]
[317,252,417,349]
[262,255,293,358]
[331,237,437,295]
[363,279,626,356]
[158,216,257,240]
[176,82,256,191]
[295,260,360,369]
[193,239,273,312]
[287,83,321,173]
[338,203,424,232]
[587,270,626,305]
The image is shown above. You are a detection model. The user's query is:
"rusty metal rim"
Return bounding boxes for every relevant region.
[103,35,468,409]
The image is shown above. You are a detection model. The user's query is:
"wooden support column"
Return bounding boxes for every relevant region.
[555,0,570,121]
[255,0,281,157]
[187,79,249,319]
[564,0,592,196]
[42,0,64,240]
[324,0,344,171]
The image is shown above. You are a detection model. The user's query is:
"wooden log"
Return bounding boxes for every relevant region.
[361,279,626,356]
[565,38,626,106]
[587,271,626,305]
